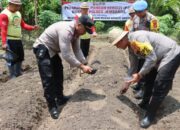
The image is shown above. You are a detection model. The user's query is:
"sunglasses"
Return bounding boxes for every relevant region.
[129,13,135,15]
[135,10,144,13]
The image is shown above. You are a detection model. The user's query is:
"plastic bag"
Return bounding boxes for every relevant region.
[0,49,18,62]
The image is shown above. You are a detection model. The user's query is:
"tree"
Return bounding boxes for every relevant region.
[34,0,38,25]
[148,0,180,21]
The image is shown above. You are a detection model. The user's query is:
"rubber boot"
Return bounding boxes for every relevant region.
[7,63,16,79]
[140,97,161,128]
[14,62,22,77]
[132,83,141,91]
[56,95,71,107]
[138,97,149,110]
[134,88,144,99]
[133,82,144,99]
[48,102,59,119]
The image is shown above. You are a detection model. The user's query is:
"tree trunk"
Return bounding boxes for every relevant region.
[34,0,38,25]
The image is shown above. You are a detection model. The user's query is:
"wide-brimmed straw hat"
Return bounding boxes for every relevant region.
[80,2,89,9]
[8,0,22,5]
[108,28,128,46]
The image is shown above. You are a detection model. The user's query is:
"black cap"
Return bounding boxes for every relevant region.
[78,15,94,34]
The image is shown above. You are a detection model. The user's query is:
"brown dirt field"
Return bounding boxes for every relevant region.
[0,35,179,130]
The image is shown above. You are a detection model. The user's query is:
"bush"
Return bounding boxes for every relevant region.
[95,21,105,32]
[171,22,180,42]
[157,14,174,35]
[38,10,61,29]
[174,22,180,30]
[158,14,180,42]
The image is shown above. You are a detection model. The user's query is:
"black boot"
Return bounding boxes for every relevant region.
[138,99,149,110]
[133,82,144,99]
[134,89,144,99]
[47,99,60,119]
[14,62,22,77]
[7,64,16,79]
[140,97,161,128]
[138,95,150,110]
[132,83,141,91]
[48,104,59,119]
[57,95,71,107]
[140,113,154,128]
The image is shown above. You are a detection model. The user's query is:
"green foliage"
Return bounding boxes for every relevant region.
[21,0,35,24]
[1,0,8,7]
[157,14,180,42]
[148,0,180,42]
[172,22,180,42]
[95,21,105,32]
[38,0,60,14]
[174,22,180,30]
[67,0,124,1]
[38,10,60,29]
[148,0,180,21]
[157,14,174,35]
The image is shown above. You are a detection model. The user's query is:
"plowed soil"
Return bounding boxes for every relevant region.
[0,35,179,130]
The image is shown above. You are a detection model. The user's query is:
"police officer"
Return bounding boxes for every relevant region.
[110,29,180,128]
[130,0,159,99]
[133,0,159,32]
[33,15,94,119]
[124,7,136,32]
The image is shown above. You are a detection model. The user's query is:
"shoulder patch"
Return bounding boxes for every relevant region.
[131,41,153,57]
[150,19,159,31]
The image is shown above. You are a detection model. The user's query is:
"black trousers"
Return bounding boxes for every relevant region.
[137,59,146,87]
[80,39,90,58]
[7,39,24,64]
[7,40,24,77]
[33,45,64,107]
[143,53,180,116]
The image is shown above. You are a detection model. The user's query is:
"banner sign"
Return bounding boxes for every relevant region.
[62,2,132,21]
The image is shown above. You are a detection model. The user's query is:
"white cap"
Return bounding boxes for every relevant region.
[8,0,22,5]
[80,2,89,9]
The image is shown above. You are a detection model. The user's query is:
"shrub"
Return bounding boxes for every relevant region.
[174,22,180,30]
[38,10,61,29]
[172,22,180,42]
[157,14,174,35]
[95,21,105,32]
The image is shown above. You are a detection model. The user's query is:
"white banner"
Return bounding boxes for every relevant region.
[62,2,132,21]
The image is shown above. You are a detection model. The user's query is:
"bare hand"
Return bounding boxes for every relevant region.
[92,32,97,37]
[127,73,141,84]
[120,81,131,94]
[80,64,92,73]
[33,25,40,30]
[2,44,7,50]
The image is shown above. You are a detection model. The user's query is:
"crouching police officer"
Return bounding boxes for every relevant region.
[33,15,94,119]
[110,29,180,128]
